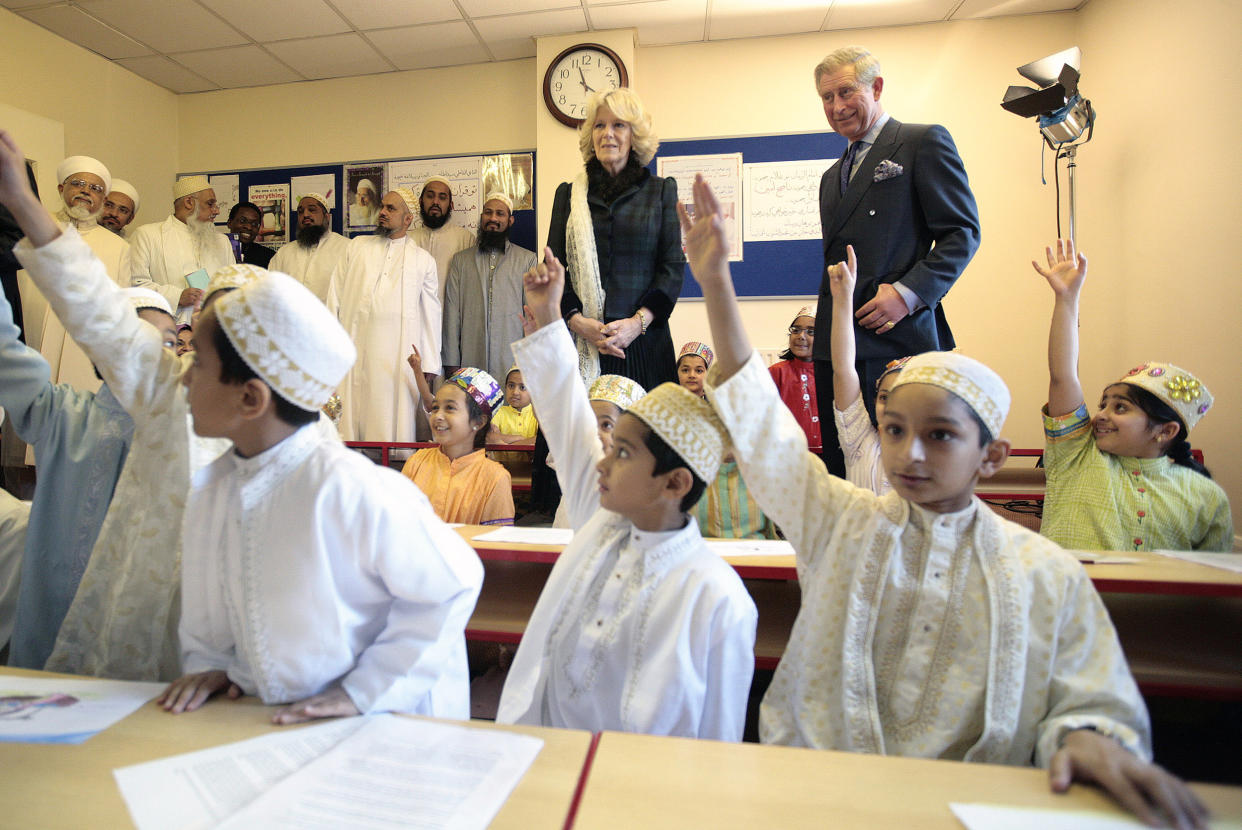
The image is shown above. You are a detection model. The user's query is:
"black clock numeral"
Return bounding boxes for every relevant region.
[559,69,569,79]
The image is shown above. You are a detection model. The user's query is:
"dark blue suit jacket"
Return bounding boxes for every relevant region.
[814,118,980,364]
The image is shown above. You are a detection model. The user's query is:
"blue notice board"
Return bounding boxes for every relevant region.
[649,132,846,299]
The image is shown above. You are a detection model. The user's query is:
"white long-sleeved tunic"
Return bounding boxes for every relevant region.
[269,231,349,303]
[129,215,235,322]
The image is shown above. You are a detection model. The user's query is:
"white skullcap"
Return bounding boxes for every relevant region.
[56,156,111,193]
[1115,361,1214,430]
[298,192,331,211]
[393,187,418,214]
[422,175,452,193]
[483,191,513,211]
[205,263,267,303]
[356,178,376,194]
[109,178,140,212]
[627,382,727,483]
[173,174,212,201]
[123,286,173,316]
[889,351,1010,440]
[213,271,356,412]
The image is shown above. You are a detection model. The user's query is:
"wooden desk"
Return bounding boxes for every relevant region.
[458,526,1242,697]
[0,667,592,830]
[573,731,1242,830]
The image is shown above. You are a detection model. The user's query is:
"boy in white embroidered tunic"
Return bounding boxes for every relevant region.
[158,271,483,724]
[679,175,1206,828]
[497,247,757,741]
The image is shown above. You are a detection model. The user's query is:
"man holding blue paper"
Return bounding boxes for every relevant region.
[129,175,235,323]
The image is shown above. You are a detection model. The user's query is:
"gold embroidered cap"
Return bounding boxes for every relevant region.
[1118,361,1213,430]
[205,263,267,303]
[791,305,817,325]
[677,341,714,368]
[122,287,172,316]
[889,351,1010,440]
[214,272,356,412]
[627,382,726,482]
[297,191,331,211]
[172,174,211,200]
[589,374,645,410]
[483,191,513,212]
[393,186,418,214]
[56,155,111,193]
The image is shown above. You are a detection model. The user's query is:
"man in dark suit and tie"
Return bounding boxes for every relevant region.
[813,46,980,476]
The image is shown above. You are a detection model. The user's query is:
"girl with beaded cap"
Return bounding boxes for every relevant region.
[402,356,514,526]
[767,305,821,449]
[1036,239,1231,551]
[498,247,756,741]
[826,245,913,496]
[675,341,713,398]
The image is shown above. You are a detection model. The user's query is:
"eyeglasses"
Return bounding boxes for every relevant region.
[66,179,106,194]
[789,326,815,336]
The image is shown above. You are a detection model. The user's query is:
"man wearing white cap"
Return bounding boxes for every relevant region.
[129,174,236,324]
[270,192,348,304]
[100,179,139,237]
[410,176,475,303]
[442,191,535,380]
[327,187,440,442]
[160,272,482,723]
[37,155,133,394]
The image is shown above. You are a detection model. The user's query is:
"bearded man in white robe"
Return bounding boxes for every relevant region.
[128,174,235,324]
[328,188,440,442]
[270,193,348,303]
[410,176,474,303]
[37,156,132,393]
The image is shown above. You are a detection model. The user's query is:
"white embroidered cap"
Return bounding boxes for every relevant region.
[56,155,111,193]
[298,192,331,211]
[393,186,418,214]
[123,286,173,316]
[422,175,452,193]
[205,263,267,304]
[213,272,356,412]
[173,174,212,201]
[109,178,140,212]
[889,351,1010,440]
[627,382,727,482]
[483,191,513,211]
[1116,361,1213,430]
[589,374,645,410]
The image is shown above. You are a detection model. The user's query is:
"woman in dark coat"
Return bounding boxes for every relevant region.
[547,87,684,391]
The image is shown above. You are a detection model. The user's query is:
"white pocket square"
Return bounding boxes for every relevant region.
[873,160,904,182]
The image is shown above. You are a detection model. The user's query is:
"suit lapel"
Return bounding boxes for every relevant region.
[823,118,903,244]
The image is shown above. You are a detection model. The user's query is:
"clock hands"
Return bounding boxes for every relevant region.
[577,65,594,93]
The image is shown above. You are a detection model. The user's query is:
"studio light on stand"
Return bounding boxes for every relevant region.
[1001,46,1096,244]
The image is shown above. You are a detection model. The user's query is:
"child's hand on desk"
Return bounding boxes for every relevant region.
[1050,728,1208,829]
[158,670,242,714]
[271,685,360,725]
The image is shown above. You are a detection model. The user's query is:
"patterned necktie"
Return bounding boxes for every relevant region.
[839,141,860,196]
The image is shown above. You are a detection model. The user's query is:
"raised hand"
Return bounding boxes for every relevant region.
[0,130,60,246]
[1032,238,1088,299]
[677,174,729,289]
[406,343,423,376]
[826,244,858,302]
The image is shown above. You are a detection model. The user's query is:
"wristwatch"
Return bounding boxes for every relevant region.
[634,308,650,334]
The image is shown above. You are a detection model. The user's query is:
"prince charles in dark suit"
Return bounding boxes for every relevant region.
[812,46,980,475]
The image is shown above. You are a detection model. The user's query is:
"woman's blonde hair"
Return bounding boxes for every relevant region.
[578,88,659,166]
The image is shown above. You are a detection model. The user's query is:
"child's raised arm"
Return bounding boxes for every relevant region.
[1033,239,1088,417]
[827,245,862,410]
[678,175,749,381]
[406,345,435,413]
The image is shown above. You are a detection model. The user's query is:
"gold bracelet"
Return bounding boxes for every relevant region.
[634,309,649,334]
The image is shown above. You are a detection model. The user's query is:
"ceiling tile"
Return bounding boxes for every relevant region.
[460,0,579,15]
[366,20,488,70]
[0,0,58,8]
[952,0,1081,19]
[330,0,460,30]
[18,3,151,58]
[115,54,219,92]
[197,0,349,42]
[824,0,955,30]
[473,8,587,60]
[708,0,829,40]
[172,44,303,88]
[265,32,392,79]
[590,0,707,45]
[83,0,248,52]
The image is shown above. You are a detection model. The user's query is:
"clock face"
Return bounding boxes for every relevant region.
[543,44,629,128]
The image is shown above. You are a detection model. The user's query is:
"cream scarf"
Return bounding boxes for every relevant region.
[566,170,606,383]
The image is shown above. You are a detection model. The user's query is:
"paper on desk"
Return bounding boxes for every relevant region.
[475,526,574,545]
[114,716,366,830]
[950,802,1153,829]
[215,714,544,830]
[0,675,163,744]
[1152,549,1242,574]
[705,539,796,558]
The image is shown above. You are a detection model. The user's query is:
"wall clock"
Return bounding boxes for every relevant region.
[542,43,629,128]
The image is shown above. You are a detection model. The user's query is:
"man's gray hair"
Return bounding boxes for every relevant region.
[814,46,881,88]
